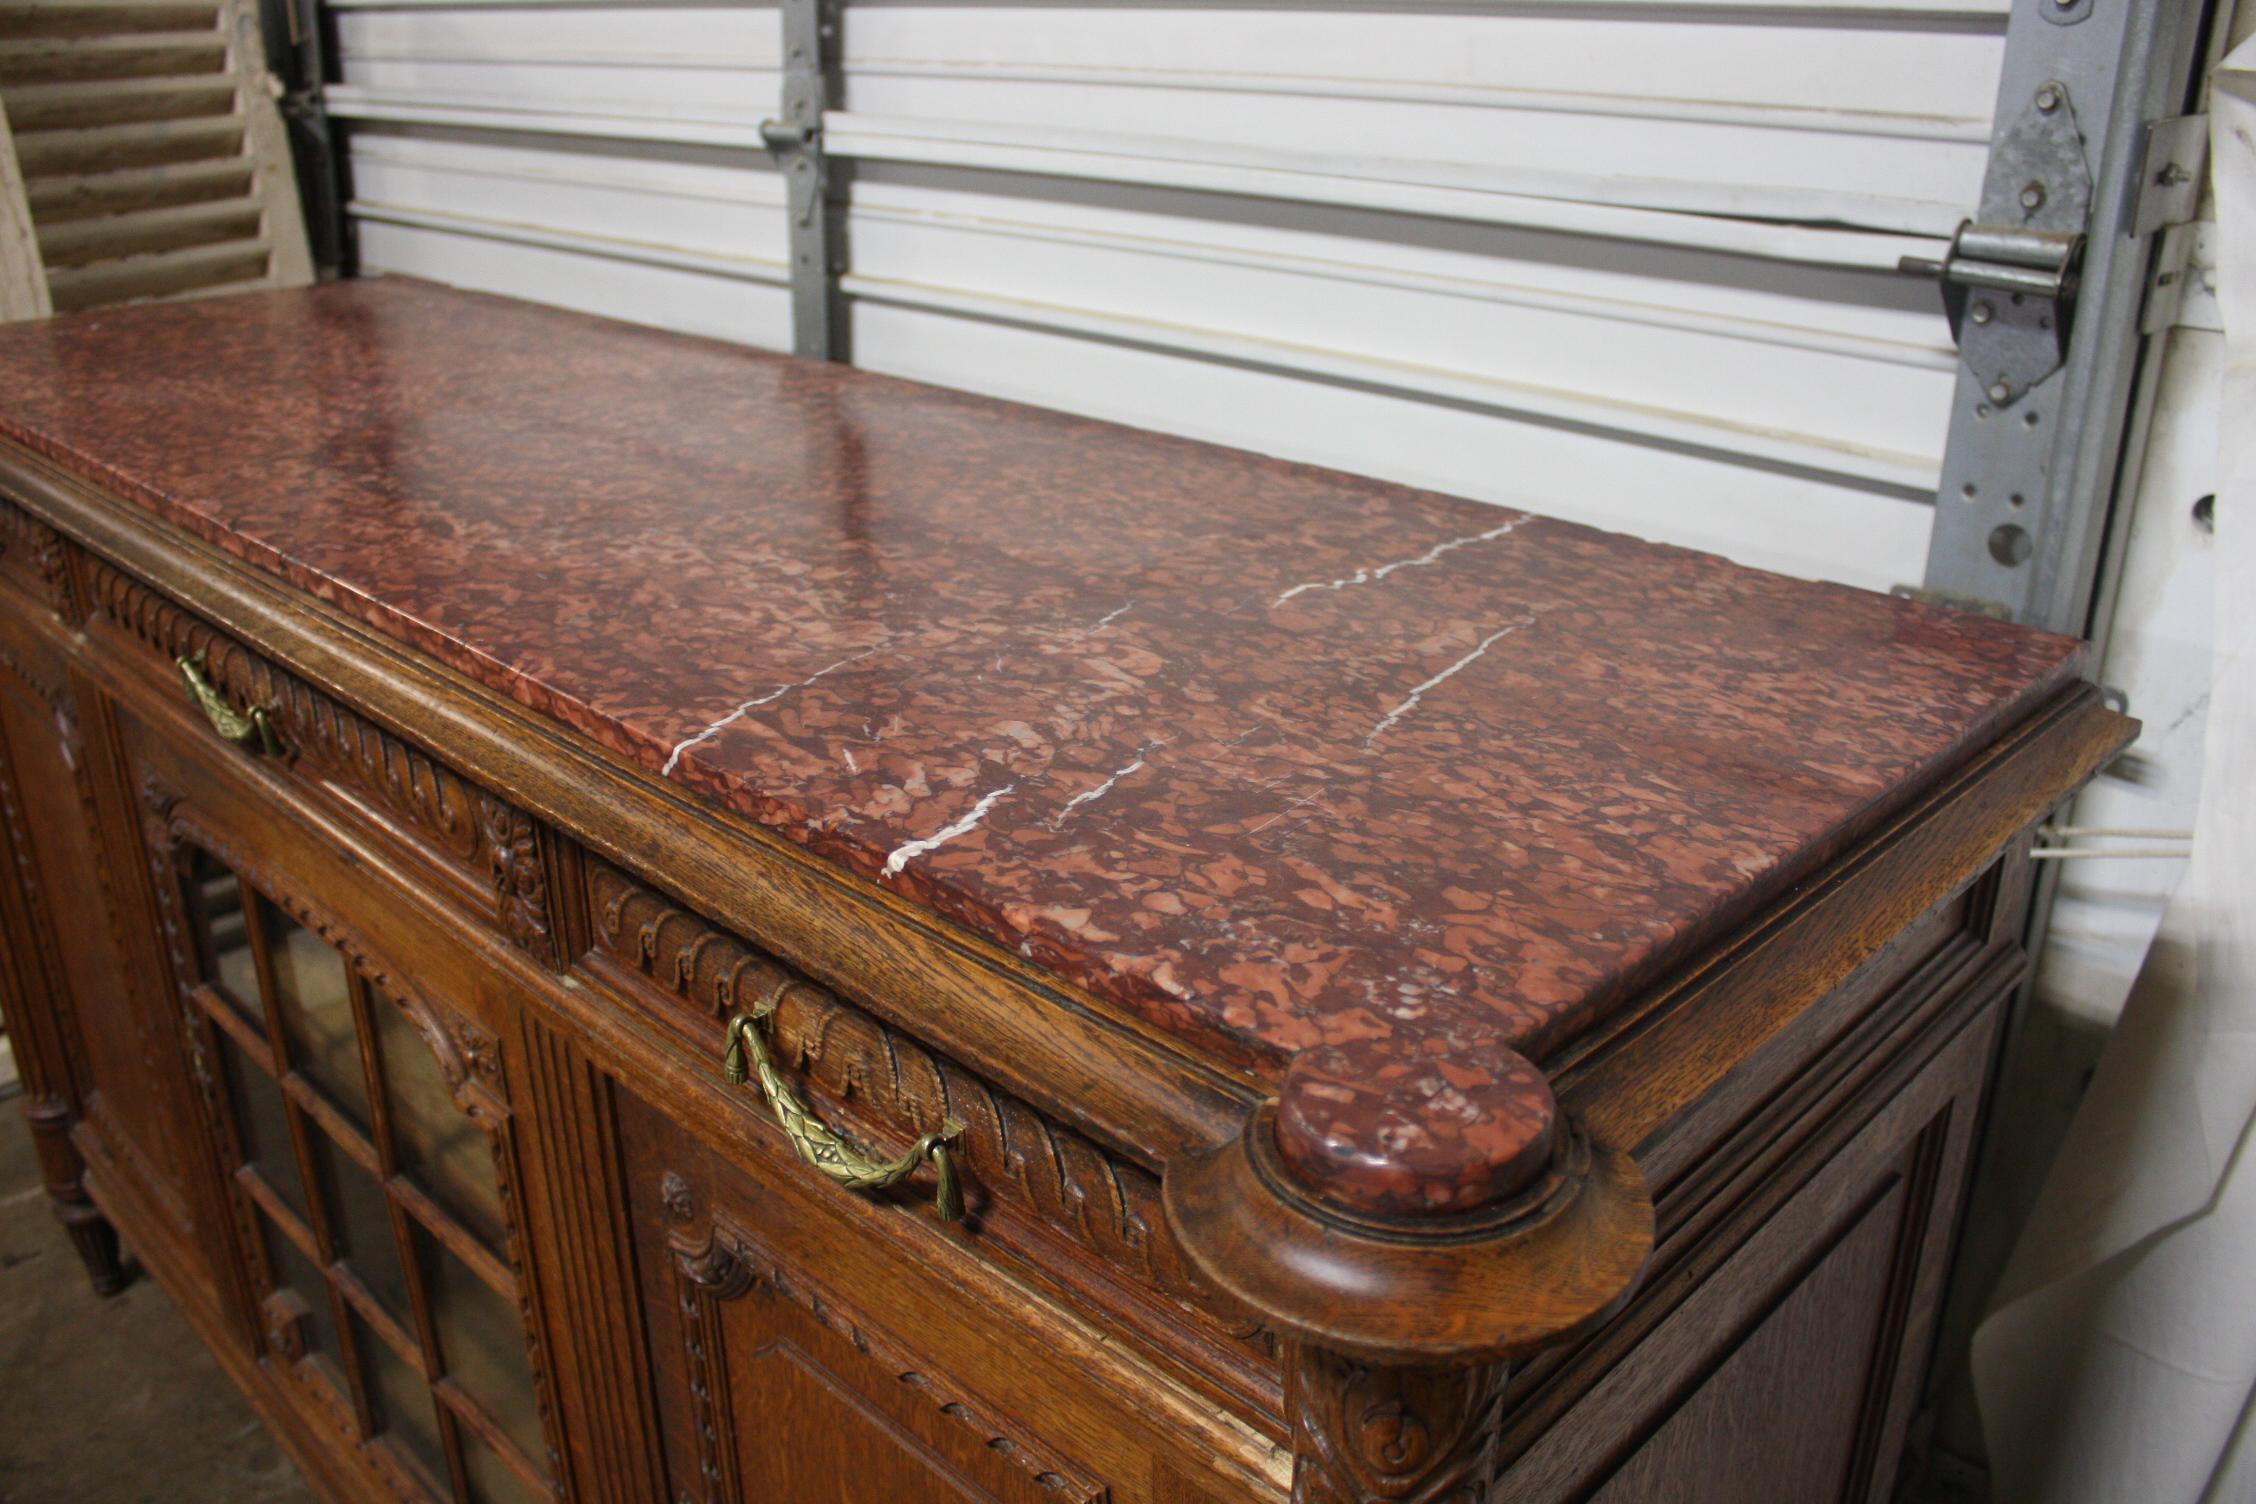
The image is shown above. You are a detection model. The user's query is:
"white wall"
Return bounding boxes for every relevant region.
[325,0,2012,592]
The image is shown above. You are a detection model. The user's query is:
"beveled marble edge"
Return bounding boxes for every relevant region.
[0,281,2093,1217]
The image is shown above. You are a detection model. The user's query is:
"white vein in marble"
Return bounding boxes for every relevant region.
[1364,617,1537,748]
[662,648,879,776]
[883,783,1016,877]
[1049,743,1160,829]
[1272,516,1528,608]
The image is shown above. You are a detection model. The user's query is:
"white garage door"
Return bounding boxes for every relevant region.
[326,0,2009,591]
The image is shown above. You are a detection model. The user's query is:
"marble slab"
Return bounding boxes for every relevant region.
[0,280,2084,1214]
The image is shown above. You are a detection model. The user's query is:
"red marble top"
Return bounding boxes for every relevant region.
[0,280,2083,1216]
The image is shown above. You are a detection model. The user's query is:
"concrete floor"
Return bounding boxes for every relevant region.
[0,1095,316,1503]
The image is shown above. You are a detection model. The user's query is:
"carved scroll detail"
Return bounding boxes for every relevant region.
[477,791,555,965]
[667,1194,1105,1503]
[1286,1346,1506,1504]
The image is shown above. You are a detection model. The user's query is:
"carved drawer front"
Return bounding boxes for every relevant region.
[582,862,1282,1425]
[80,555,559,968]
[122,707,565,1504]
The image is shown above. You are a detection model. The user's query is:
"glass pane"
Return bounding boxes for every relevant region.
[311,1134,410,1327]
[464,1432,543,1504]
[359,1314,448,1495]
[374,999,504,1250]
[420,1227,543,1464]
[221,1030,307,1221]
[262,896,371,1131]
[261,1215,338,1371]
[186,849,262,1025]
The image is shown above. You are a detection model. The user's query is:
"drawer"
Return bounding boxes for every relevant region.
[615,1080,1283,1504]
[578,858,1285,1432]
[79,551,561,970]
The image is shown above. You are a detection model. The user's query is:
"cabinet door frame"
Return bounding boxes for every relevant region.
[130,717,565,1504]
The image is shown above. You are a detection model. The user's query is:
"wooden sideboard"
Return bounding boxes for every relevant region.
[0,280,2128,1504]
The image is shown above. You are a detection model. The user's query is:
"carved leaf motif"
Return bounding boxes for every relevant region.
[0,500,83,621]
[659,1170,696,1223]
[1287,1346,1505,1504]
[477,792,555,964]
[32,526,80,622]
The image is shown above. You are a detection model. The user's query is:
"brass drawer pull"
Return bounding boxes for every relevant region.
[176,653,282,755]
[724,1004,965,1221]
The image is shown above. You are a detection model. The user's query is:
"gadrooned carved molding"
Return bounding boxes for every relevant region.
[89,558,557,964]
[589,862,1208,1307]
[667,1193,1107,1503]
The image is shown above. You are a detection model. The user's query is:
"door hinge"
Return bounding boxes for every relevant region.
[1901,77,2095,409]
[1901,223,2084,407]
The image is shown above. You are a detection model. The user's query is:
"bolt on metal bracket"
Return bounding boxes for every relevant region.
[2130,114,2210,239]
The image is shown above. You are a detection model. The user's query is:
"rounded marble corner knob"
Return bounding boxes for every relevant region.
[1162,1095,1652,1368]
[1273,1038,1557,1218]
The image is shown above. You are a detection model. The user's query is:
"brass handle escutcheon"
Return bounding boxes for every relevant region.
[176,654,281,756]
[723,1005,965,1221]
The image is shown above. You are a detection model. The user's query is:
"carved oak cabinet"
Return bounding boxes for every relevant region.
[0,281,2126,1504]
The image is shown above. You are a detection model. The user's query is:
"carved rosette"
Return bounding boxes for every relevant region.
[1287,1346,1505,1504]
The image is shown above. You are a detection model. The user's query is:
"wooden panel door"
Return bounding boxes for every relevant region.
[1506,991,2001,1504]
[0,611,195,1284]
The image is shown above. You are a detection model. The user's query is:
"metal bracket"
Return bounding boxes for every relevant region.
[262,0,351,276]
[2144,220,2221,334]
[2130,114,2209,239]
[1904,80,2093,408]
[764,0,843,361]
[1888,584,2015,620]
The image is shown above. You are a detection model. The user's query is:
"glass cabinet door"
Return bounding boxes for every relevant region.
[173,843,552,1504]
